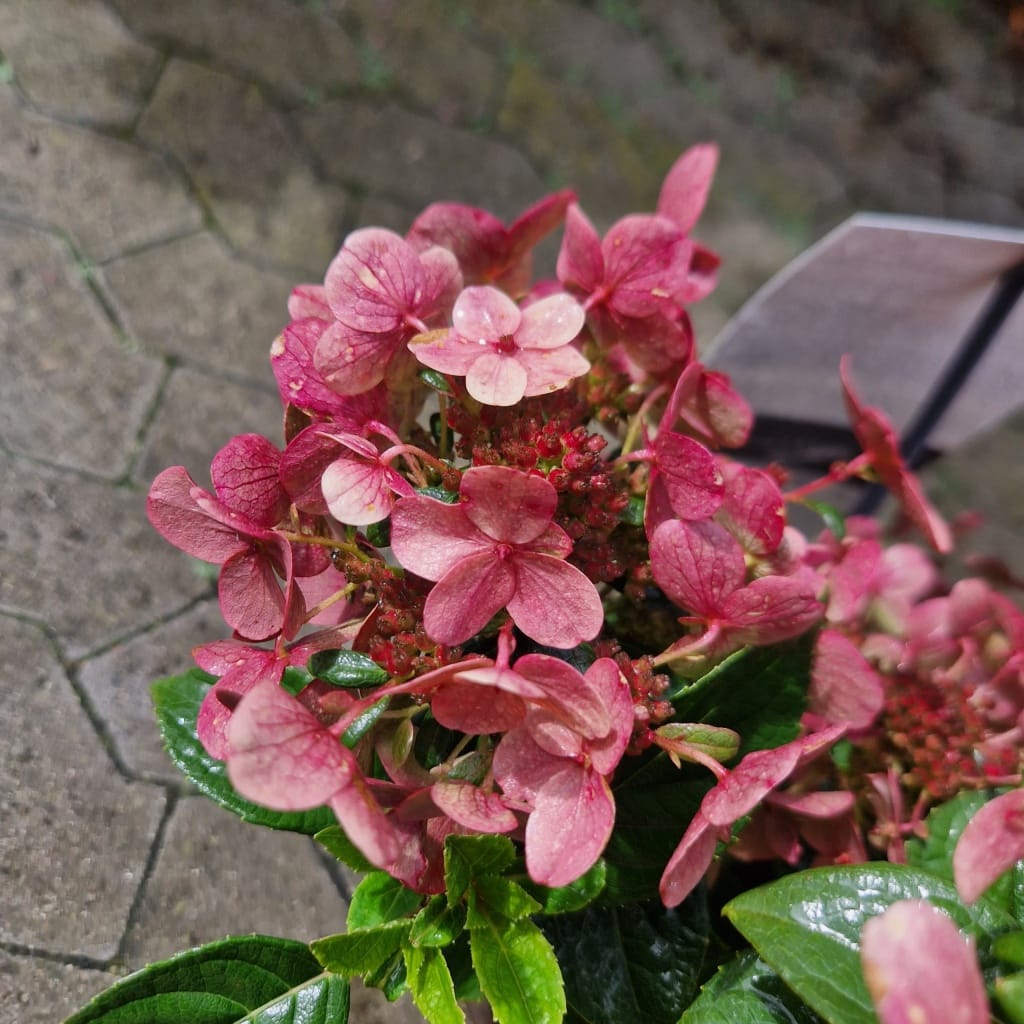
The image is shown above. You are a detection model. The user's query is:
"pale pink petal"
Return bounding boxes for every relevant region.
[602,214,691,319]
[409,328,487,376]
[659,812,719,908]
[431,682,525,734]
[702,742,804,827]
[287,283,330,320]
[507,553,604,648]
[210,434,288,527]
[716,465,785,557]
[321,456,394,526]
[432,781,518,833]
[390,496,490,580]
[517,345,592,397]
[314,320,404,396]
[466,351,528,406]
[556,203,604,295]
[722,575,823,645]
[526,765,615,887]
[515,292,585,349]
[423,553,517,645]
[652,432,724,520]
[493,727,563,806]
[861,901,989,1024]
[954,789,1024,904]
[295,566,362,626]
[415,244,463,319]
[656,143,718,235]
[825,538,882,624]
[461,465,557,545]
[146,467,248,563]
[452,285,521,340]
[809,629,884,730]
[218,547,285,641]
[650,518,746,618]
[227,682,355,809]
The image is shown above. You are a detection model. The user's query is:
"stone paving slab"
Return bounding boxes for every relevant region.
[0,617,166,961]
[0,0,160,129]
[0,85,203,263]
[0,219,166,481]
[0,952,115,1024]
[136,59,350,275]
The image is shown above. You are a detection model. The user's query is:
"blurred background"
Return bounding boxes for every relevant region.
[1,2,1022,1021]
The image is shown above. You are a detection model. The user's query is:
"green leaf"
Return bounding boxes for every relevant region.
[680,950,824,1024]
[541,890,709,1024]
[403,945,465,1024]
[308,649,390,688]
[315,825,374,873]
[444,835,516,906]
[469,906,565,1024]
[410,896,467,948]
[620,495,644,527]
[996,972,1024,1024]
[417,486,460,504]
[365,518,390,548]
[525,859,606,914]
[64,934,349,1024]
[724,863,1017,1024]
[995,932,1024,968]
[803,500,845,540]
[467,877,541,928]
[347,872,423,930]
[279,665,314,696]
[311,921,412,976]
[419,367,453,394]
[152,671,334,835]
[341,695,390,748]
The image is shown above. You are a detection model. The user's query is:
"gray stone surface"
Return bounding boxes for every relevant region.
[136,59,350,274]
[0,951,115,1024]
[0,86,203,263]
[0,220,165,480]
[77,601,224,782]
[0,0,159,128]
[0,455,208,658]
[102,231,295,385]
[0,616,166,960]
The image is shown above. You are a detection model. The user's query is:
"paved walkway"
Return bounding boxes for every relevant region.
[0,2,1021,1021]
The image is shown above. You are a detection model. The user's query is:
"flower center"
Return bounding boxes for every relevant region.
[494,334,518,354]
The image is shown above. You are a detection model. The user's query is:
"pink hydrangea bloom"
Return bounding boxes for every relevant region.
[954,788,1024,904]
[409,285,588,407]
[861,901,989,1024]
[389,465,604,647]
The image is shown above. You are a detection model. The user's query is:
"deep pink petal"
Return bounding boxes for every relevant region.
[716,465,785,557]
[314,320,404,395]
[461,465,557,545]
[702,742,804,827]
[227,682,355,809]
[493,727,563,806]
[517,345,591,397]
[722,575,823,645]
[656,143,718,235]
[584,658,634,774]
[650,518,746,618]
[431,682,526,734]
[415,245,463,319]
[452,285,520,341]
[615,311,694,376]
[146,467,248,563]
[390,496,490,580]
[210,434,288,528]
[676,244,720,304]
[528,521,574,559]
[602,214,691,319]
[431,781,518,833]
[515,654,608,739]
[271,318,358,416]
[321,456,394,526]
[466,351,528,406]
[526,765,615,887]
[279,427,347,514]
[507,553,604,648]
[666,362,753,449]
[407,202,506,284]
[506,189,575,264]
[455,663,548,701]
[954,789,1024,904]
[659,811,719,908]
[526,711,584,759]
[652,432,724,520]
[515,292,585,349]
[556,203,604,295]
[861,901,989,1024]
[809,629,884,730]
[218,547,285,641]
[423,553,517,645]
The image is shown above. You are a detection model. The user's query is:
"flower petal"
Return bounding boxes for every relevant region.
[556,202,603,295]
[515,292,585,349]
[954,789,1024,904]
[650,518,746,618]
[423,552,517,645]
[210,433,288,527]
[452,284,521,340]
[809,629,884,730]
[656,142,718,235]
[652,432,724,521]
[659,811,719,908]
[466,351,528,406]
[390,495,490,580]
[218,547,286,641]
[314,320,404,396]
[321,455,394,526]
[461,465,557,545]
[432,780,518,833]
[517,345,591,397]
[507,553,604,648]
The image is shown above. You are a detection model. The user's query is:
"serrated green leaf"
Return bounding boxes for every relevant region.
[680,950,824,1024]
[442,935,482,1003]
[996,972,1024,1024]
[467,877,541,928]
[724,863,1017,1024]
[444,835,516,906]
[64,935,349,1024]
[365,951,407,999]
[410,896,467,948]
[308,649,390,688]
[403,945,465,1024]
[311,921,412,976]
[469,907,565,1024]
[347,872,423,930]
[525,860,606,914]
[540,890,709,1024]
[341,695,390,747]
[315,825,374,873]
[151,671,334,835]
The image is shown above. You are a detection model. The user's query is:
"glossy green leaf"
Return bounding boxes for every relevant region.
[279,665,314,695]
[311,921,412,976]
[469,905,565,1024]
[152,671,334,835]
[410,896,467,948]
[541,890,709,1024]
[444,834,516,906]
[803,500,845,541]
[341,695,390,748]
[365,519,390,548]
[65,935,348,1024]
[996,972,1024,1024]
[347,872,423,930]
[621,495,645,527]
[418,367,453,394]
[680,950,824,1024]
[995,932,1024,968]
[725,863,1017,1024]
[314,825,374,873]
[307,649,389,688]
[417,486,460,504]
[467,876,541,928]
[526,859,606,914]
[404,944,465,1024]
